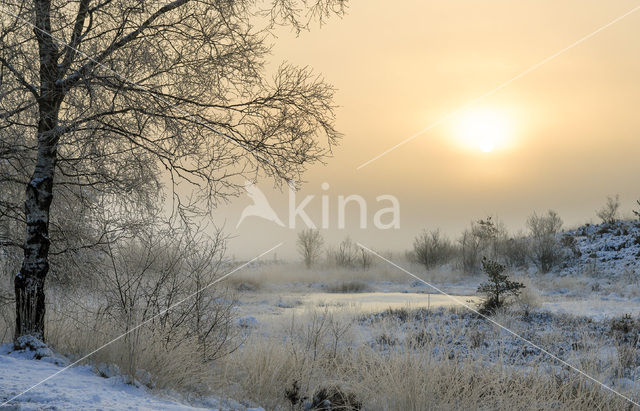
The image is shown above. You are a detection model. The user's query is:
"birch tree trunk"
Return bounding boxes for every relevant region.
[14,0,62,341]
[14,136,57,340]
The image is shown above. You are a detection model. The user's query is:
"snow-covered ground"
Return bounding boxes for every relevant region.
[0,341,258,411]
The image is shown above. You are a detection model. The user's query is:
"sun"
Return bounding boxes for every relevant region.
[454,109,510,153]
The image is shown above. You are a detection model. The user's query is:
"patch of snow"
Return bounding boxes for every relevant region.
[0,344,253,410]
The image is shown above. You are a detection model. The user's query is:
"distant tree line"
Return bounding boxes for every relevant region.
[411,194,636,275]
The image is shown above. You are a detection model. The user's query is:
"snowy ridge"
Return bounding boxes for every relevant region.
[562,220,640,276]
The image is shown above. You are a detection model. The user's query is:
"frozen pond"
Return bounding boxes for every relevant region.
[235,290,483,322]
[294,292,481,314]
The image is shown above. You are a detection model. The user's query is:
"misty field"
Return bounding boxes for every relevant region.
[3,217,640,409]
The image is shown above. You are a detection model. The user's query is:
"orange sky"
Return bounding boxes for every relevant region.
[215,0,640,258]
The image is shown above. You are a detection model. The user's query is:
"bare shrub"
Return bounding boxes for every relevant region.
[527,210,563,273]
[596,194,620,225]
[328,237,359,269]
[297,229,324,268]
[412,229,456,269]
[357,248,373,271]
[460,217,506,273]
[460,229,482,274]
[382,307,411,322]
[501,236,529,269]
[46,225,239,392]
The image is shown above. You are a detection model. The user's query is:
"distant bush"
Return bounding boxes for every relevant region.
[477,258,525,315]
[327,281,369,293]
[460,217,506,274]
[412,229,456,270]
[329,237,358,268]
[297,228,324,268]
[527,210,563,273]
[460,228,482,274]
[501,236,529,269]
[596,194,620,225]
[328,237,372,270]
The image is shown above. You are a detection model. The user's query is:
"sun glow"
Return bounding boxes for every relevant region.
[454,109,511,153]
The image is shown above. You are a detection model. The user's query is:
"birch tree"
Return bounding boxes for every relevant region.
[0,0,344,341]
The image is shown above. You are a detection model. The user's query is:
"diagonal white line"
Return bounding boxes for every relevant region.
[0,242,283,407]
[356,4,640,170]
[356,242,640,408]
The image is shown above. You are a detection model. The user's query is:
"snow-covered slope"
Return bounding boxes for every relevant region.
[562,220,640,276]
[0,341,254,411]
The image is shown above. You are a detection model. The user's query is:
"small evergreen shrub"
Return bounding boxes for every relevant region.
[477,258,525,315]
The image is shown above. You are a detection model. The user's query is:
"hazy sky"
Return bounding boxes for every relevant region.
[214,0,640,259]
